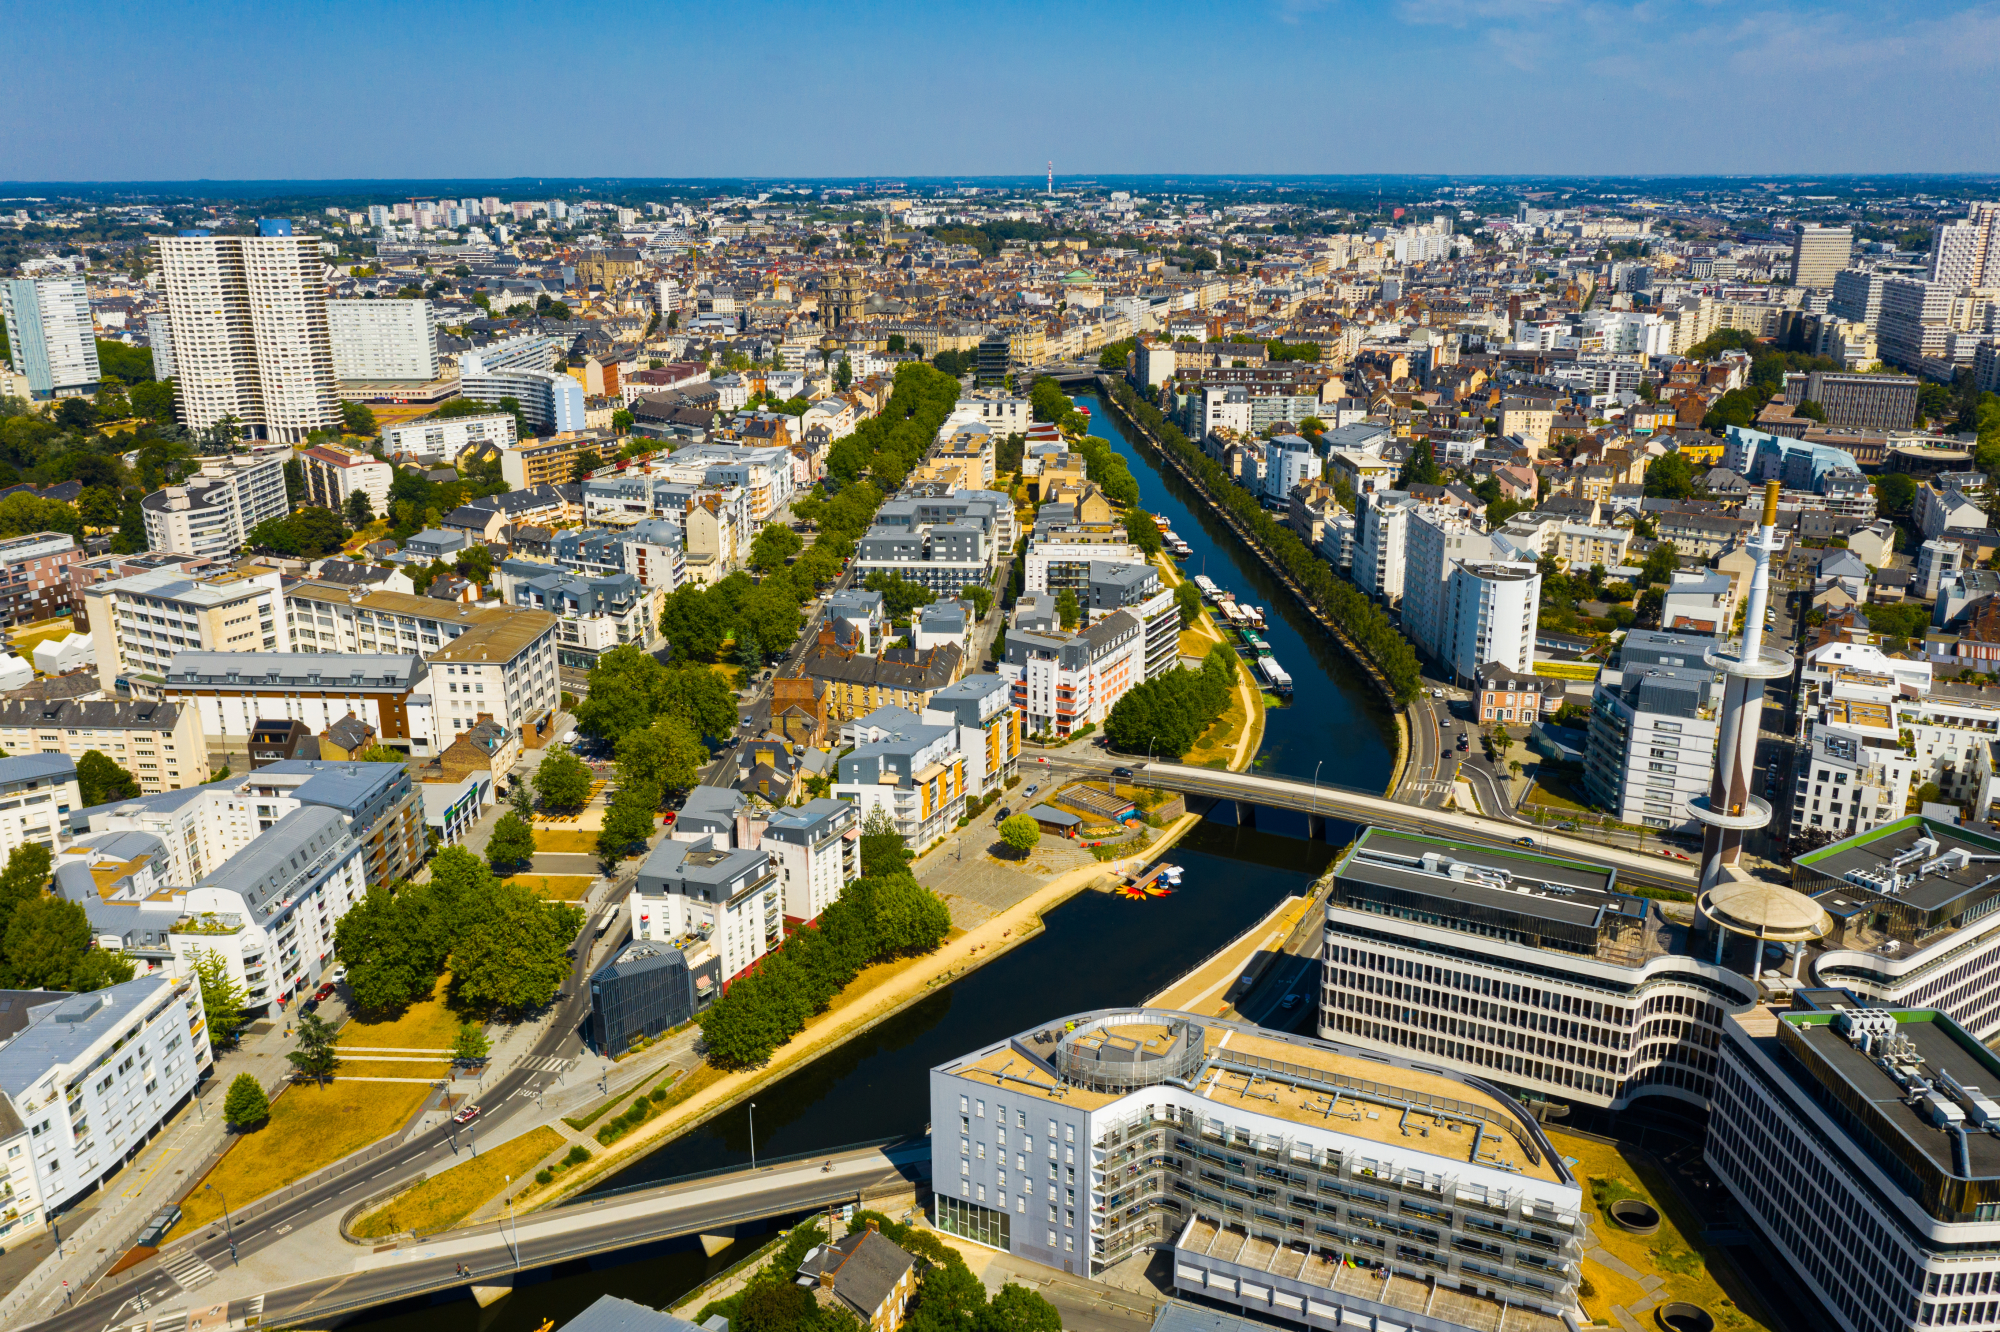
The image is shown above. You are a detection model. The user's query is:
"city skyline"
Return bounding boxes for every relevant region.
[8,0,2000,181]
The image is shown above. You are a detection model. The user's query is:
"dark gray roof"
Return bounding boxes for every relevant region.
[557,1295,707,1332]
[797,1229,917,1320]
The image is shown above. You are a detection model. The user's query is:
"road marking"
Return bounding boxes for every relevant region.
[160,1250,215,1293]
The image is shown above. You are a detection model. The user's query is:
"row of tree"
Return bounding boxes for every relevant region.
[333,847,583,1015]
[1109,381,1424,702]
[0,843,136,991]
[1105,644,1239,757]
[697,817,951,1068]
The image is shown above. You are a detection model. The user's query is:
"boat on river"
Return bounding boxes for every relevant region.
[1258,656,1294,696]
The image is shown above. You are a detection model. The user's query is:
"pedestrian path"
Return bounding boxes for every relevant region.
[519,1055,572,1074]
[160,1248,216,1295]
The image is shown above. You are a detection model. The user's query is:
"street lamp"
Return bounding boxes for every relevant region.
[205,1184,237,1265]
[749,1101,758,1169]
[1312,760,1322,819]
[504,1175,521,1269]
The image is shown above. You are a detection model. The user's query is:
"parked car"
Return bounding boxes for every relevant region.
[1025,784,1038,795]
[332,964,347,983]
[314,982,336,1001]
[995,807,1011,822]
[300,998,319,1014]
[453,1104,482,1126]
[1280,994,1300,1010]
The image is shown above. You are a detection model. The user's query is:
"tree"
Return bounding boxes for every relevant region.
[452,1021,492,1064]
[1122,508,1163,556]
[1643,452,1699,500]
[1794,398,1827,423]
[859,805,908,876]
[617,716,708,793]
[1876,472,1917,515]
[598,779,658,862]
[534,747,593,813]
[750,523,803,573]
[223,1072,270,1131]
[69,946,135,992]
[999,814,1041,857]
[75,749,140,808]
[612,409,634,435]
[1640,541,1681,588]
[0,841,52,924]
[862,570,936,618]
[1056,588,1080,630]
[979,1285,1062,1332]
[1401,439,1442,488]
[1,894,91,989]
[287,1011,341,1085]
[1174,579,1202,625]
[190,947,246,1048]
[962,583,993,621]
[344,490,375,526]
[487,812,537,873]
[342,401,378,437]
[836,357,852,391]
[333,887,440,1014]
[450,884,582,1013]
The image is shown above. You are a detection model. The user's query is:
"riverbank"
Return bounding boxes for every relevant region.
[520,810,1213,1212]
[1152,550,1266,768]
[1097,377,1405,712]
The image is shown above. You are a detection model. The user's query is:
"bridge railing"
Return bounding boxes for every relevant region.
[561,1135,916,1207]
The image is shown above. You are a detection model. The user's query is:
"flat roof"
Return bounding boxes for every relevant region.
[1338,828,1635,930]
[1795,815,2000,916]
[1786,1009,2000,1181]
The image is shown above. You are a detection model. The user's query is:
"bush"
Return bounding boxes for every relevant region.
[565,1144,590,1166]
[535,1168,554,1185]
[649,1086,667,1103]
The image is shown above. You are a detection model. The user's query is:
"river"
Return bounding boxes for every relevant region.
[338,384,1395,1332]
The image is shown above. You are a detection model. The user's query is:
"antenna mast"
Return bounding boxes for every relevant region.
[1047,161,1054,196]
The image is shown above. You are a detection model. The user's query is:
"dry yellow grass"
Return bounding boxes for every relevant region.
[167,1080,431,1241]
[350,1126,563,1239]
[337,976,460,1050]
[502,873,595,900]
[1548,1130,1774,1332]
[533,829,600,853]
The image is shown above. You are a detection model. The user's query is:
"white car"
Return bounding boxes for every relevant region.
[561,730,578,745]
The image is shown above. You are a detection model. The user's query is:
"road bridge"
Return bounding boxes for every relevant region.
[39,1143,927,1332]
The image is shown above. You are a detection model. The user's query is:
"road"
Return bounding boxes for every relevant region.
[25,890,634,1332]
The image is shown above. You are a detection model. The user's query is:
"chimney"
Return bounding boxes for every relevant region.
[819,1270,836,1290]
[866,1219,879,1233]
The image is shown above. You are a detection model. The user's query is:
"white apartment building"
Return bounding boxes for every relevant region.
[326,298,439,382]
[1354,491,1413,606]
[932,1007,1585,1332]
[631,833,781,984]
[1441,559,1540,685]
[1261,432,1318,503]
[1790,670,1920,844]
[1402,505,1489,666]
[1583,629,1722,833]
[140,453,289,559]
[946,390,1030,435]
[299,444,392,517]
[379,411,518,465]
[1021,535,1142,597]
[617,517,689,592]
[757,799,860,924]
[155,234,339,443]
[0,277,100,399]
[998,612,1144,740]
[0,975,210,1244]
[0,755,81,859]
[147,311,176,379]
[88,565,287,690]
[0,699,209,794]
[834,711,968,852]
[923,673,1023,798]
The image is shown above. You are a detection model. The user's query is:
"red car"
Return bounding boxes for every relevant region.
[453,1105,481,1125]
[315,982,336,1001]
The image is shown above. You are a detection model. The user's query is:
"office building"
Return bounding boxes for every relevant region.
[1319,826,1759,1112]
[0,975,210,1244]
[0,277,100,399]
[587,939,721,1054]
[631,833,780,985]
[140,452,290,559]
[758,798,861,925]
[326,298,438,383]
[86,565,287,690]
[155,233,339,442]
[932,1008,1581,1332]
[380,411,517,465]
[1790,223,1853,289]
[299,443,392,517]
[1582,629,1722,833]
[0,698,207,792]
[1783,369,1919,431]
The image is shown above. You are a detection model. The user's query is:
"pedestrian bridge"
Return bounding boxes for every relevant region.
[1134,762,1697,888]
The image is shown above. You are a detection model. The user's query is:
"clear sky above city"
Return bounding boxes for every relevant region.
[7,0,1999,182]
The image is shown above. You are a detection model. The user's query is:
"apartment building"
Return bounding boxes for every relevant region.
[758,798,861,925]
[87,565,286,690]
[158,652,433,757]
[0,754,81,858]
[0,698,208,792]
[1790,223,1853,289]
[462,353,586,434]
[140,453,290,559]
[326,298,438,382]
[0,975,210,1245]
[1403,505,1489,666]
[380,411,517,466]
[299,444,392,517]
[1583,629,1722,833]
[834,707,967,850]
[155,233,339,442]
[800,629,964,720]
[497,431,615,489]
[0,531,84,628]
[1789,665,1919,844]
[1321,827,1759,1113]
[932,1008,1582,1332]
[922,673,1022,798]
[1354,491,1413,606]
[501,565,655,670]
[855,523,987,594]
[0,277,99,398]
[617,517,689,592]
[631,832,780,985]
[1022,527,1142,597]
[999,611,1144,740]
[1440,560,1540,686]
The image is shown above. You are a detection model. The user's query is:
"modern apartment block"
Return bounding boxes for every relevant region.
[87,565,287,690]
[1000,611,1144,740]
[630,832,781,985]
[0,754,81,859]
[496,431,614,489]
[834,706,968,850]
[155,233,339,442]
[326,298,438,382]
[0,975,210,1245]
[1929,202,2000,290]
[923,672,1023,797]
[0,277,100,399]
[931,1008,1582,1332]
[140,453,289,559]
[757,798,861,925]
[379,411,517,465]
[0,531,84,628]
[1708,995,2000,1332]
[0,698,208,793]
[157,652,434,757]
[1790,223,1854,289]
[1319,828,1759,1113]
[1583,629,1722,833]
[299,443,392,517]
[461,348,586,434]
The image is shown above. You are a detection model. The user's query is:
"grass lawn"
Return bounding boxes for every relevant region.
[709,662,746,690]
[1533,659,1602,680]
[351,1126,563,1239]
[1548,1130,1774,1331]
[342,518,392,554]
[533,829,600,854]
[1523,769,1593,812]
[338,976,461,1050]
[502,873,595,900]
[168,1080,432,1240]
[10,619,78,659]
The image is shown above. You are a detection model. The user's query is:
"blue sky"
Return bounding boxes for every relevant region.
[7,0,1999,182]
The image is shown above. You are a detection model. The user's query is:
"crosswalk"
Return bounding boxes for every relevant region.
[519,1055,572,1075]
[160,1247,216,1294]
[1401,780,1454,798]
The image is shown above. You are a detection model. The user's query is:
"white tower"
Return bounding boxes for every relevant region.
[1687,480,1791,907]
[1047,161,1053,196]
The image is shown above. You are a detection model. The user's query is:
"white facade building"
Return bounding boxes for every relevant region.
[140,453,289,559]
[379,411,518,464]
[758,799,860,924]
[0,277,100,399]
[1441,559,1540,685]
[327,298,439,382]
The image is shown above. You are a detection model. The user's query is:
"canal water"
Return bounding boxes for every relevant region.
[341,386,1393,1332]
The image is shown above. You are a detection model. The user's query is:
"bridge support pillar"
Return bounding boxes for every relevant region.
[470,1275,514,1308]
[699,1226,737,1257]
[1306,814,1325,842]
[1233,801,1255,828]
